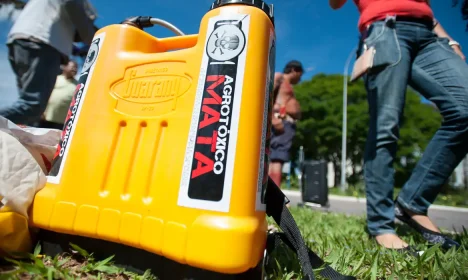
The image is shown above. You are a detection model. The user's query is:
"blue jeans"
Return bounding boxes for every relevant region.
[0,39,61,126]
[359,18,468,236]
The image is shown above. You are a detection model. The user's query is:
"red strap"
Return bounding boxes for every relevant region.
[40,153,52,173]
[279,106,287,116]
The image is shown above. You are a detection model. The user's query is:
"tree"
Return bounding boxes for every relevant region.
[342,78,369,185]
[452,0,468,30]
[291,74,442,188]
[292,74,369,186]
[0,1,25,21]
[292,74,348,185]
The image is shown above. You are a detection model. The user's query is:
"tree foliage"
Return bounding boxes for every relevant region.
[291,74,442,188]
[452,0,468,30]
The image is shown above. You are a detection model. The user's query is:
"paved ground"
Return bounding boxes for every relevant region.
[283,190,468,233]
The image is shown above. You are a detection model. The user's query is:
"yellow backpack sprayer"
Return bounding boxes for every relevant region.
[28,0,356,279]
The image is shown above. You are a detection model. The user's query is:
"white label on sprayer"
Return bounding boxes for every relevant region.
[47,32,106,184]
[178,13,251,212]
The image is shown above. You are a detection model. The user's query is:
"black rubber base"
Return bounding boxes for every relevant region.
[38,230,264,280]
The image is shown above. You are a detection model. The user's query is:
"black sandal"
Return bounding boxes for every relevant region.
[394,200,460,251]
[394,245,421,257]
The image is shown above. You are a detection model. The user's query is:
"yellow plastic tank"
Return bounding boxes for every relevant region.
[30,0,276,274]
[0,207,33,257]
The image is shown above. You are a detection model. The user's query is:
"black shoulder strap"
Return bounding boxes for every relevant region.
[265,177,356,280]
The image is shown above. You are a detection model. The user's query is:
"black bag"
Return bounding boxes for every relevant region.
[265,177,355,280]
[300,160,329,207]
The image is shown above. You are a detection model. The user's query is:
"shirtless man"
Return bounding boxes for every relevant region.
[269,60,304,188]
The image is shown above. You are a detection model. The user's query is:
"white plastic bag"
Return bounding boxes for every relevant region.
[0,117,61,174]
[0,116,62,218]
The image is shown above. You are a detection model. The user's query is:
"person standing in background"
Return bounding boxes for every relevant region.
[40,60,78,130]
[329,0,467,253]
[268,60,304,189]
[0,0,97,126]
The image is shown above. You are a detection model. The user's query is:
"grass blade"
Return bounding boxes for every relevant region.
[351,254,365,274]
[370,250,379,280]
[47,267,54,280]
[69,243,89,258]
[33,243,41,258]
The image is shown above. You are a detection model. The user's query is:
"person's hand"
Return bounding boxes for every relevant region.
[451,44,466,61]
[285,98,301,120]
[329,0,347,9]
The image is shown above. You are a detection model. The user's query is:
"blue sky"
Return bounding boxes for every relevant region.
[0,0,467,105]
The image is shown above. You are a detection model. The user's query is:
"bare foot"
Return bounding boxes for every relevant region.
[406,209,440,233]
[268,225,279,233]
[375,233,408,249]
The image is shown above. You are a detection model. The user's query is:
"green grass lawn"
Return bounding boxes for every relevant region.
[266,208,468,280]
[327,186,468,209]
[1,207,467,279]
[283,177,468,208]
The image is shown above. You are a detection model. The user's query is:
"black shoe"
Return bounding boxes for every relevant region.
[394,201,460,251]
[394,245,421,257]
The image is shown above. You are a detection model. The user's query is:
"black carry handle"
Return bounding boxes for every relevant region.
[264,177,356,280]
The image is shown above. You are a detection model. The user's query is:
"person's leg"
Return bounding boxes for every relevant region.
[268,121,296,188]
[360,19,414,248]
[268,161,283,187]
[397,30,468,231]
[0,39,61,125]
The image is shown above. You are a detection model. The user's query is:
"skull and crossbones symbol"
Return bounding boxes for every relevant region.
[211,30,240,56]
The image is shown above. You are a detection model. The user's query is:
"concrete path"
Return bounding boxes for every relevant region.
[283,190,468,233]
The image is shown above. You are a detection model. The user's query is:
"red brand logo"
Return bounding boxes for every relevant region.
[191,74,235,179]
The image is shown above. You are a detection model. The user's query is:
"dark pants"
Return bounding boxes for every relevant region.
[0,39,62,126]
[39,119,64,130]
[360,18,468,235]
[269,120,296,163]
